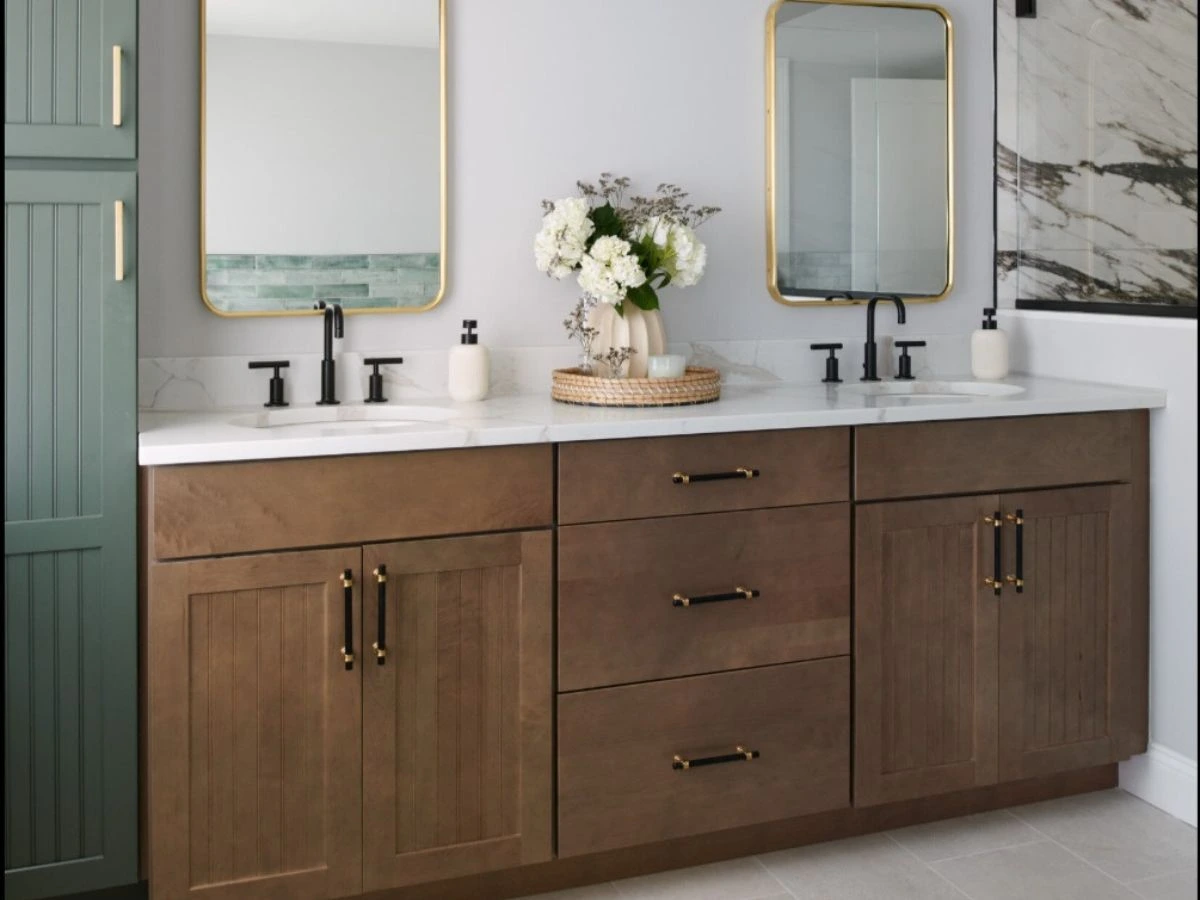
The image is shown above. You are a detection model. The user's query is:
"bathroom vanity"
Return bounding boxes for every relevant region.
[138,381,1159,900]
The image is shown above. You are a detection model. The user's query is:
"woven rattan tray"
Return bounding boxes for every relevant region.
[551,366,721,408]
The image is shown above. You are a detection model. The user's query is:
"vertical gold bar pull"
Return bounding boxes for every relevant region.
[112,46,123,127]
[114,201,125,282]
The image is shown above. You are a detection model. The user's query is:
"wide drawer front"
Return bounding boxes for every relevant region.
[557,658,850,857]
[855,411,1144,501]
[558,505,850,691]
[558,428,850,524]
[146,444,553,560]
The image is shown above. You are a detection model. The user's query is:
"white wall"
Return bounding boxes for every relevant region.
[139,0,994,356]
[1003,309,1199,824]
[205,35,439,255]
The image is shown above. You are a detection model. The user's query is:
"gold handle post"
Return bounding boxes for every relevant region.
[112,46,123,127]
[114,201,125,282]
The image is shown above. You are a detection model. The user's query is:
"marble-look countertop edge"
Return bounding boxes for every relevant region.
[137,376,1168,467]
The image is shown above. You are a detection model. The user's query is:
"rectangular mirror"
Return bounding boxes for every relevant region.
[202,0,446,316]
[767,0,953,306]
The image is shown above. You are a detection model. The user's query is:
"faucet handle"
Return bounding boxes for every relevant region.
[894,341,926,381]
[363,357,404,404]
[810,343,844,384]
[248,360,290,408]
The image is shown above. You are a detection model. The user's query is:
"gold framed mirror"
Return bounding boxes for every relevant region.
[200,0,447,317]
[767,0,953,306]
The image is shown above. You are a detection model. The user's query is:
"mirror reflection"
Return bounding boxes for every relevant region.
[202,0,445,316]
[769,1,952,305]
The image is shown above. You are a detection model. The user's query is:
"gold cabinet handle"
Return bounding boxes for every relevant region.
[672,467,760,486]
[112,46,123,127]
[113,201,125,282]
[673,746,760,771]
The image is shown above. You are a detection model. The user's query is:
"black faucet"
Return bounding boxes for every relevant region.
[314,301,345,405]
[862,295,906,382]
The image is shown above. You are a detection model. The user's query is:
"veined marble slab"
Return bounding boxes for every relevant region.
[138,375,1165,466]
[996,0,1198,310]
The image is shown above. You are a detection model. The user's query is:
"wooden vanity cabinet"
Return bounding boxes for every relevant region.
[853,412,1148,808]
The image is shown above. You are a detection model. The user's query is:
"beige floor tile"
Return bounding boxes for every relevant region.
[1011,789,1197,883]
[759,833,966,899]
[612,857,786,900]
[1128,870,1200,900]
[888,810,1044,863]
[520,884,621,900]
[934,840,1139,900]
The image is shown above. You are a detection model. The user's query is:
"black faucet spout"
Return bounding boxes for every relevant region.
[315,301,345,405]
[863,295,906,382]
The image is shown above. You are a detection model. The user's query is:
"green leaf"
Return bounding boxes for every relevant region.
[589,203,625,242]
[626,284,660,311]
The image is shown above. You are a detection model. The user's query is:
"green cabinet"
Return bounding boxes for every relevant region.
[4,0,137,159]
[4,170,138,899]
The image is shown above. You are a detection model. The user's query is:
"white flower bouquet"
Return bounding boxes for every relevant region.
[535,173,719,375]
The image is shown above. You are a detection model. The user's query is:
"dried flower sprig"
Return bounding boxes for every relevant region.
[592,346,636,378]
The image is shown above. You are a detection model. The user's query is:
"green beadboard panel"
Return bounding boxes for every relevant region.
[4,0,136,159]
[4,169,138,900]
[205,252,441,312]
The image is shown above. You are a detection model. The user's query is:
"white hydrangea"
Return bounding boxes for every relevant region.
[577,236,647,306]
[636,216,708,288]
[534,197,595,280]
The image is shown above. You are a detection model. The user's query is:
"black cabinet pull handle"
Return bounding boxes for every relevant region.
[673,587,759,608]
[373,566,388,664]
[673,467,759,485]
[1006,511,1025,593]
[984,513,1004,595]
[673,746,760,771]
[341,569,355,670]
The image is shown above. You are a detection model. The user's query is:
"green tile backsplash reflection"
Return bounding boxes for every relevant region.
[205,253,441,312]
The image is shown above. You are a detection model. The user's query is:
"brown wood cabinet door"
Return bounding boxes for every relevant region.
[147,548,363,900]
[997,485,1136,782]
[361,532,552,891]
[855,496,1000,807]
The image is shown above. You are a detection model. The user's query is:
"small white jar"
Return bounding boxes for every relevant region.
[448,320,490,401]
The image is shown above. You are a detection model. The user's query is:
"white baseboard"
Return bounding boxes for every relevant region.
[1120,743,1198,827]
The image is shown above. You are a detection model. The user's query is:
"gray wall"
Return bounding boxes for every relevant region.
[139,0,994,356]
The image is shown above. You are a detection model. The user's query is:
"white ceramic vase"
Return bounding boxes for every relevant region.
[585,303,666,378]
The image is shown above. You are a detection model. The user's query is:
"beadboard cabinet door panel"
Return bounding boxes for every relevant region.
[5,0,137,158]
[997,485,1138,781]
[361,532,553,891]
[855,495,1000,807]
[147,549,363,900]
[4,169,137,900]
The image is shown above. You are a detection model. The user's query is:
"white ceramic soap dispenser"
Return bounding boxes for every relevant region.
[971,308,1010,380]
[448,319,490,401]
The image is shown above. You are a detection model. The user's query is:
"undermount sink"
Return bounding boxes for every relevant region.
[842,381,1026,399]
[229,405,458,431]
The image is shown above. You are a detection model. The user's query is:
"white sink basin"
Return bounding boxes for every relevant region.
[842,381,1026,400]
[230,405,458,432]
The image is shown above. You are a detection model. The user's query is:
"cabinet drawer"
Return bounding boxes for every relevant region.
[557,659,850,857]
[855,411,1144,501]
[558,428,849,524]
[146,445,552,560]
[558,506,850,691]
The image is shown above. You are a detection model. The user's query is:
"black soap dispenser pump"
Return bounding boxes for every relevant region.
[448,319,490,401]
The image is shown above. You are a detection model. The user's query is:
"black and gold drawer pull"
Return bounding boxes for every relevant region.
[373,565,388,664]
[673,746,760,771]
[340,569,355,670]
[983,512,1004,595]
[672,587,760,608]
[1006,510,1026,593]
[672,467,760,485]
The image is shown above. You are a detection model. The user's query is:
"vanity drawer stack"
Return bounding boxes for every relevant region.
[555,428,853,856]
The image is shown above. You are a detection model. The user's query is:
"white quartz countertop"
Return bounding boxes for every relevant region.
[137,375,1167,466]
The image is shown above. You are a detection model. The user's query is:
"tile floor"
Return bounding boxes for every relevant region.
[520,790,1197,900]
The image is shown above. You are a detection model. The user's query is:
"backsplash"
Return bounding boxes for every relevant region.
[995,0,1197,311]
[204,253,441,313]
[139,334,974,412]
